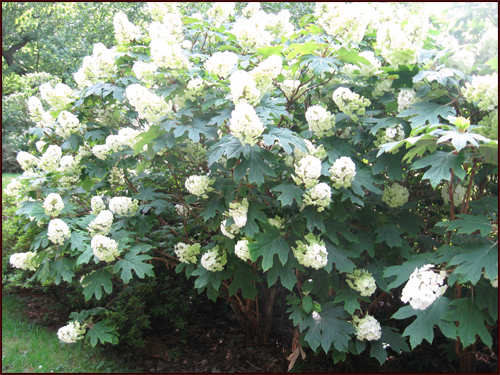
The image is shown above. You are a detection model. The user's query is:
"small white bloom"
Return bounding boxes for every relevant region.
[174,242,201,264]
[185,175,213,198]
[382,183,409,208]
[292,155,323,188]
[352,314,382,341]
[16,151,38,171]
[109,197,139,217]
[228,198,249,228]
[9,252,38,271]
[38,145,62,172]
[346,269,377,297]
[401,264,448,310]
[48,219,71,245]
[91,235,120,262]
[57,321,86,344]
[292,233,328,269]
[204,51,238,78]
[235,239,252,261]
[329,157,356,189]
[229,103,264,146]
[302,182,331,212]
[91,196,106,215]
[201,246,227,272]
[43,193,65,217]
[88,210,114,237]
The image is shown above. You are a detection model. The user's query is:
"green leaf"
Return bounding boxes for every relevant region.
[411,151,466,189]
[300,54,338,76]
[380,326,410,353]
[398,102,456,128]
[392,296,456,349]
[242,202,268,238]
[300,301,355,353]
[370,339,387,365]
[200,197,225,220]
[207,135,251,166]
[113,247,154,284]
[173,118,217,143]
[335,285,369,314]
[286,42,319,59]
[475,280,498,321]
[227,260,260,300]
[267,252,298,291]
[351,167,383,196]
[86,321,119,347]
[132,186,166,201]
[256,93,289,120]
[82,268,113,301]
[448,238,498,285]
[234,148,275,187]
[435,214,492,236]
[393,212,424,238]
[443,298,492,348]
[336,47,370,67]
[470,196,498,214]
[301,205,326,232]
[50,258,75,285]
[479,143,498,165]
[485,56,498,71]
[374,224,403,248]
[302,295,314,314]
[383,252,438,289]
[133,125,164,155]
[324,240,356,274]
[412,68,455,86]
[263,127,307,154]
[372,151,405,180]
[257,45,284,59]
[248,225,290,271]
[272,183,303,206]
[385,65,420,88]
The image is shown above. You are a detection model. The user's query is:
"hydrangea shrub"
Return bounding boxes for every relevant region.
[5,2,498,369]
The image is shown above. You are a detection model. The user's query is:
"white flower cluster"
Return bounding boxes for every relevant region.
[91,196,106,215]
[58,155,81,184]
[231,15,274,53]
[56,111,82,139]
[401,264,448,310]
[329,157,356,189]
[346,269,377,297]
[377,12,429,69]
[291,140,327,167]
[242,2,260,17]
[397,89,423,113]
[352,314,382,341]
[175,204,188,217]
[91,235,120,262]
[306,105,336,138]
[150,39,190,70]
[4,178,23,200]
[230,70,261,106]
[220,218,240,239]
[185,175,213,198]
[476,27,498,64]
[463,74,498,111]
[234,239,252,261]
[43,193,65,217]
[39,83,74,111]
[132,61,158,83]
[109,197,139,217]
[74,43,117,88]
[204,51,238,78]
[228,198,249,228]
[382,183,409,208]
[126,84,172,123]
[446,49,475,75]
[292,233,328,269]
[88,210,114,237]
[201,246,227,272]
[477,109,498,140]
[268,215,286,230]
[374,125,405,147]
[184,78,207,102]
[229,103,264,146]
[16,151,38,171]
[332,87,371,122]
[315,3,372,45]
[373,80,393,99]
[47,219,71,245]
[57,321,86,344]
[184,139,207,163]
[302,182,331,212]
[250,55,282,93]
[441,182,467,206]
[174,242,201,264]
[38,145,62,172]
[206,2,235,26]
[92,144,110,161]
[113,12,141,44]
[28,96,45,123]
[148,14,183,44]
[292,155,323,189]
[9,251,38,271]
[108,166,125,186]
[147,2,180,22]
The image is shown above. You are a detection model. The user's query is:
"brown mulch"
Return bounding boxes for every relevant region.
[4,288,498,373]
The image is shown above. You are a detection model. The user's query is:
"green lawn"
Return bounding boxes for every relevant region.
[2,294,135,373]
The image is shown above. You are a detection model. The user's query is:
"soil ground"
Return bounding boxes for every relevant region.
[5,288,498,374]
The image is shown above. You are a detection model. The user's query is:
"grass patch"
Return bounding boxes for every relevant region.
[2,173,21,192]
[2,295,134,373]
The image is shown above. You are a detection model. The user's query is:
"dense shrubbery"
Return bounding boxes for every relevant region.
[4,2,497,371]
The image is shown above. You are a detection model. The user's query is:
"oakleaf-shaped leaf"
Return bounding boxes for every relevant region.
[375,224,403,248]
[86,321,119,347]
[263,127,307,154]
[443,297,492,348]
[227,260,260,300]
[272,183,303,206]
[435,214,492,236]
[113,247,154,284]
[411,151,466,188]
[82,268,113,301]
[392,296,456,349]
[248,225,290,271]
[300,301,355,353]
[398,102,456,128]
